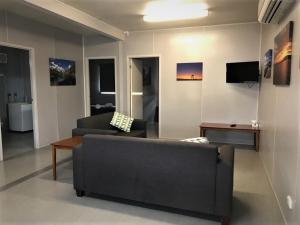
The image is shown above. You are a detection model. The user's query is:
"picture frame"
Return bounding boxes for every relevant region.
[176,62,203,81]
[49,58,76,86]
[263,49,273,79]
[273,21,294,85]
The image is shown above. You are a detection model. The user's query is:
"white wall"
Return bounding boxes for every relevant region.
[0,11,84,148]
[54,32,84,139]
[123,23,260,139]
[258,2,300,225]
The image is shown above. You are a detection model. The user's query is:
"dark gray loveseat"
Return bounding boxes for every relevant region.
[72,112,147,138]
[73,135,234,225]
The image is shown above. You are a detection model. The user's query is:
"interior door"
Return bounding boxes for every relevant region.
[0,74,3,161]
[130,59,143,119]
[89,59,116,116]
[0,124,2,161]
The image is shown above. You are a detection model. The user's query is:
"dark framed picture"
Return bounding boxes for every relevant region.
[49,58,76,86]
[263,49,273,79]
[273,21,293,85]
[177,62,203,81]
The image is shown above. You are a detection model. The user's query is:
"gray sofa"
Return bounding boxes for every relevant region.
[73,135,234,225]
[72,112,147,138]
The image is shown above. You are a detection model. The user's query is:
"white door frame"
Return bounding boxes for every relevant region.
[0,41,39,161]
[84,56,118,117]
[127,55,162,138]
[129,58,144,119]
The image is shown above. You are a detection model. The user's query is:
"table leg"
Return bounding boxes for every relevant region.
[52,145,57,180]
[200,128,206,137]
[255,131,260,152]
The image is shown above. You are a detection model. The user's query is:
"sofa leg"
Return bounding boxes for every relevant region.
[76,190,85,197]
[221,216,231,225]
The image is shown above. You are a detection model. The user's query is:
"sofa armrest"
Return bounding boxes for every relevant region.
[73,144,84,192]
[215,145,235,218]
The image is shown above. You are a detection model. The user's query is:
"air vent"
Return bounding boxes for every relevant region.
[258,0,295,24]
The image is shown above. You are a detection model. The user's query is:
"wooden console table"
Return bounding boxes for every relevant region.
[200,123,260,151]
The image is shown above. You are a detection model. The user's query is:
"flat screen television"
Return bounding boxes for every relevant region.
[226,61,259,83]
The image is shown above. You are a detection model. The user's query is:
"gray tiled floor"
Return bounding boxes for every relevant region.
[2,131,34,160]
[0,146,71,187]
[147,123,159,139]
[0,148,284,225]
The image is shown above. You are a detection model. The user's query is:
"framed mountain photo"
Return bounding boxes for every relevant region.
[263,49,272,79]
[49,58,76,86]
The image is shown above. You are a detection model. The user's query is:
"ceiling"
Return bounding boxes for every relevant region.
[0,0,99,35]
[0,0,259,35]
[60,0,259,31]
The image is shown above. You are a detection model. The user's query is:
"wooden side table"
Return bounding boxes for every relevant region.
[51,136,82,180]
[200,123,260,151]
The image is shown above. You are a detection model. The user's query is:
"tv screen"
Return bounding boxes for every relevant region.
[226,61,259,83]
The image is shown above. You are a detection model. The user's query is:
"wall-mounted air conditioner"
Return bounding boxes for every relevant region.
[258,0,294,24]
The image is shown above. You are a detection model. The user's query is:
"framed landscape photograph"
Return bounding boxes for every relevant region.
[263,49,273,79]
[49,58,76,86]
[177,62,203,81]
[273,21,294,85]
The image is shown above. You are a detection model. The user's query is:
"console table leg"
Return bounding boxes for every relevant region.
[255,132,260,152]
[221,216,231,225]
[52,145,57,180]
[200,128,206,137]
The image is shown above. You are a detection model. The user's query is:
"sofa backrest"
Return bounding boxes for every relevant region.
[77,112,115,130]
[77,112,145,131]
[82,134,219,214]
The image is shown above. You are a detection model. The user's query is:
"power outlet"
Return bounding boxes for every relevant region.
[286,195,295,210]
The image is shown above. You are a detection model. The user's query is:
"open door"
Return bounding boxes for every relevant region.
[0,73,3,161]
[130,59,143,119]
[0,125,2,161]
[88,58,116,116]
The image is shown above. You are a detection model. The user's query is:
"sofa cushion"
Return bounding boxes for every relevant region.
[72,128,118,137]
[110,112,134,132]
[117,130,145,138]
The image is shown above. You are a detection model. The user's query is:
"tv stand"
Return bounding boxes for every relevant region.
[200,123,260,151]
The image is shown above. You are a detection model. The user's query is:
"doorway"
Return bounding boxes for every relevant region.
[87,58,116,116]
[0,45,34,160]
[130,57,160,139]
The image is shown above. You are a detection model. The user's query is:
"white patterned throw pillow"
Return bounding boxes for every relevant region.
[110,112,134,133]
[180,137,209,144]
